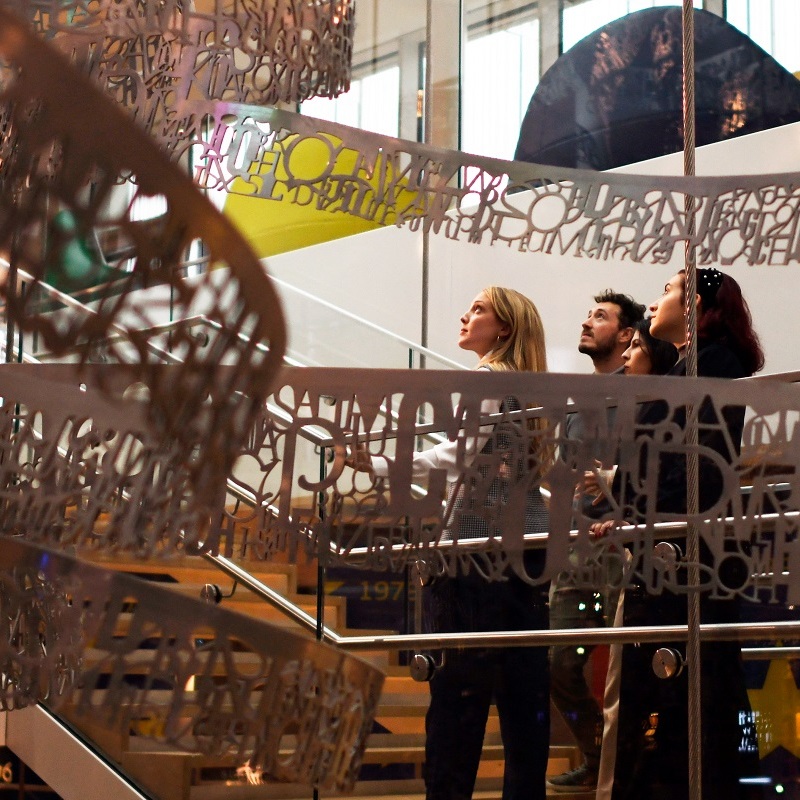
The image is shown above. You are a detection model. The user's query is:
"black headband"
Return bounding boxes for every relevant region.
[696,268,724,310]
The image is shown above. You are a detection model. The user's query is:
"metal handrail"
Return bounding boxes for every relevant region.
[197,493,799,650]
[331,619,800,652]
[197,482,800,652]
[341,509,796,557]
[201,551,339,642]
[272,276,468,371]
[5,265,183,365]
[186,540,800,653]
[746,369,800,383]
[0,266,452,447]
[10,256,800,386]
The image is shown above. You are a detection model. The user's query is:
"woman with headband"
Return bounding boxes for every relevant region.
[605,268,764,800]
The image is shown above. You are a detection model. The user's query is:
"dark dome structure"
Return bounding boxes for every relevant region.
[515,7,800,170]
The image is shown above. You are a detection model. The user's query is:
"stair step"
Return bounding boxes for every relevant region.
[101,594,345,633]
[187,753,581,799]
[77,551,299,596]
[160,585,347,629]
[189,777,499,799]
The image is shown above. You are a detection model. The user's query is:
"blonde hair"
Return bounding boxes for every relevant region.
[478,286,547,374]
[477,286,553,474]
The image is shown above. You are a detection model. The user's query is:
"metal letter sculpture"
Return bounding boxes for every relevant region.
[0,7,286,555]
[4,0,800,269]
[2,0,354,155]
[0,537,383,791]
[2,3,800,792]
[226,368,800,603]
[0,15,385,791]
[183,106,800,267]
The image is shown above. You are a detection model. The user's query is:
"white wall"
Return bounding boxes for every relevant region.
[266,122,800,376]
[266,219,427,369]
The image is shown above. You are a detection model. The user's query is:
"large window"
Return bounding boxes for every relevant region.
[726,0,800,75]
[562,0,702,52]
[302,65,401,137]
[462,19,540,160]
[300,0,798,153]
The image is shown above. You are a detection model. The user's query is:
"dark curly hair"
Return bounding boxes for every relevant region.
[593,289,646,330]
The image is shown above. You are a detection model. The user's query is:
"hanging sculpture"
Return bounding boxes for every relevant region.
[3,0,799,269]
[0,5,287,553]
[0,10,384,792]
[183,104,800,267]
[1,0,799,607]
[1,0,354,156]
[0,3,799,794]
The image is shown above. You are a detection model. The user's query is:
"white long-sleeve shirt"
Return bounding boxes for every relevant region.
[370,395,502,483]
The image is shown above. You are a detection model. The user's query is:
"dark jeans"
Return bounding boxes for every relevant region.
[424,573,550,800]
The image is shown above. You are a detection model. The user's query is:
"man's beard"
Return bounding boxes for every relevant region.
[579,338,616,361]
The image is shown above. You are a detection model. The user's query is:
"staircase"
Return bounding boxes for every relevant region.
[0,273,588,800]
[58,535,584,800]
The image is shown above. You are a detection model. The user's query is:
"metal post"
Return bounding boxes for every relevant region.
[682,3,702,799]
[421,0,433,366]
[539,0,563,77]
[316,446,328,642]
[313,446,328,800]
[4,242,16,365]
[422,0,463,365]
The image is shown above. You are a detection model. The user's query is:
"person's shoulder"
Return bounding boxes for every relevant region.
[697,339,747,379]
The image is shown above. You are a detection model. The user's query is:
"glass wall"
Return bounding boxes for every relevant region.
[302,65,402,137]
[294,0,800,158]
[727,0,800,74]
[562,0,703,51]
[462,13,540,160]
[300,0,426,141]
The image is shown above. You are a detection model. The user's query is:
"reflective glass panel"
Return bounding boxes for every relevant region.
[300,0,426,140]
[562,0,703,52]
[727,0,800,74]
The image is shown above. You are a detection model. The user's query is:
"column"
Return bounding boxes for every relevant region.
[539,0,562,78]
[425,0,463,150]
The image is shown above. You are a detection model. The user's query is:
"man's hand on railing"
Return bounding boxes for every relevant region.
[589,519,617,539]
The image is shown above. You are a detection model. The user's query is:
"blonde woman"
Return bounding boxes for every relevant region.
[356,286,552,800]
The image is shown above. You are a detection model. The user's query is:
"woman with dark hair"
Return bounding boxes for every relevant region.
[607,268,763,800]
[656,268,765,378]
[621,317,679,377]
[576,316,679,798]
[580,318,678,506]
[642,268,763,516]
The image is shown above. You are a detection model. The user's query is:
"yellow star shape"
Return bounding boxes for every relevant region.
[749,658,800,758]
